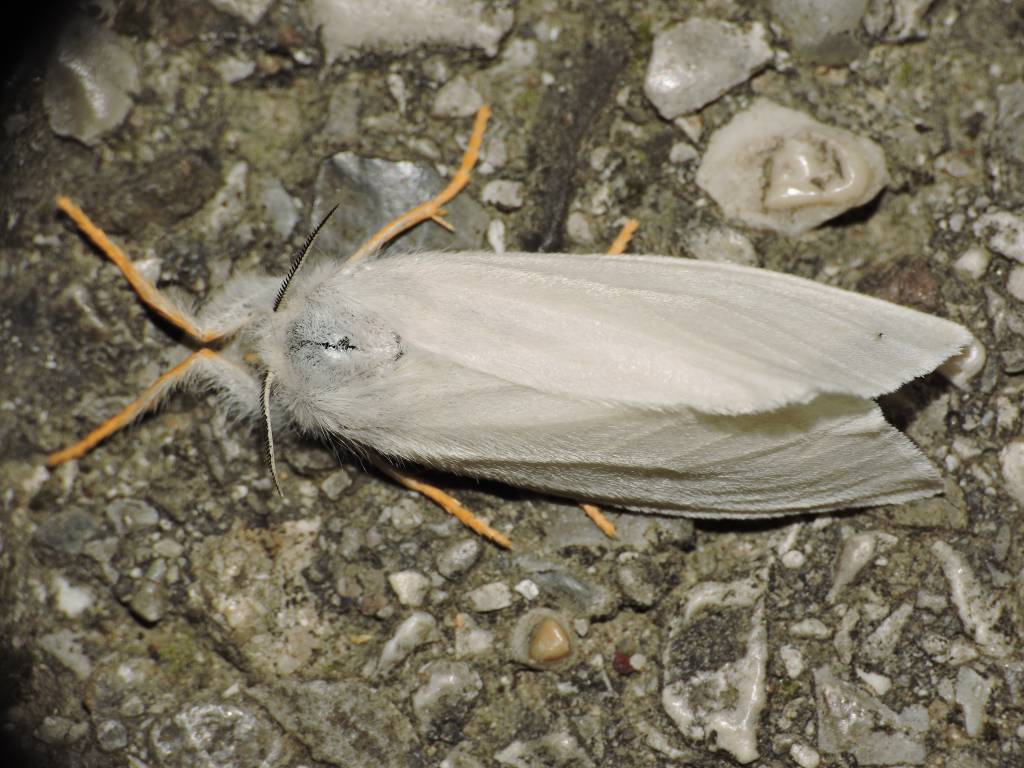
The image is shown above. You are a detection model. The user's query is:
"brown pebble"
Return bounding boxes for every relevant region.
[528,617,571,663]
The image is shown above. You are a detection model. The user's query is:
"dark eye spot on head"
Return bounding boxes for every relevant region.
[319,336,358,352]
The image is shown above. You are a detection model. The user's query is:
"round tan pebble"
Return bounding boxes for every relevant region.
[529,617,571,663]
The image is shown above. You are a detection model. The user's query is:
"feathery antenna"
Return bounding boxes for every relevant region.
[273,203,340,312]
[261,371,284,497]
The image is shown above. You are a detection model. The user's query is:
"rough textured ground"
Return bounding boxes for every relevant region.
[1,1,1022,766]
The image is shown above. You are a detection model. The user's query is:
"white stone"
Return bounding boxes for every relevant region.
[771,0,870,49]
[939,335,986,390]
[974,210,1024,262]
[454,613,494,657]
[662,599,768,763]
[487,219,507,253]
[790,743,821,768]
[1000,439,1024,506]
[932,541,1010,658]
[466,581,513,612]
[686,226,758,266]
[1009,266,1024,302]
[779,644,805,678]
[388,570,430,607]
[208,0,274,24]
[378,612,439,674]
[644,19,773,119]
[696,99,888,236]
[514,579,539,600]
[861,602,913,662]
[481,180,525,211]
[311,0,514,63]
[952,247,990,279]
[431,74,484,118]
[43,20,139,146]
[856,667,892,696]
[51,575,94,619]
[214,54,256,83]
[955,666,993,737]
[668,141,698,164]
[790,618,831,639]
[827,531,897,603]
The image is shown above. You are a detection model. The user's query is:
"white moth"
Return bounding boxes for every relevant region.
[51,110,970,536]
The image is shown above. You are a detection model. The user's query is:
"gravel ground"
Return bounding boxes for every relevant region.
[1,1,1022,766]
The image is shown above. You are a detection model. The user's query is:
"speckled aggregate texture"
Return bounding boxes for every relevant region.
[1,1,1022,766]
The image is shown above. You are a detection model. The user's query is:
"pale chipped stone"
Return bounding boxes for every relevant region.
[790,743,821,768]
[956,666,993,737]
[974,210,1024,263]
[311,0,514,63]
[696,99,888,236]
[861,602,914,662]
[208,0,274,24]
[388,570,431,607]
[432,75,484,118]
[814,666,928,764]
[44,19,139,145]
[780,645,806,678]
[481,179,525,211]
[827,531,898,603]
[644,19,773,119]
[791,618,831,639]
[466,581,513,612]
[932,541,1011,658]
[663,598,768,763]
[856,667,892,696]
[686,226,758,266]
[379,612,439,674]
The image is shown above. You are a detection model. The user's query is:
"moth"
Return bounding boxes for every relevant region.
[50,107,970,546]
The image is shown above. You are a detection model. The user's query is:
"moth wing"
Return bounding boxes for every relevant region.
[345,252,971,415]
[334,356,940,514]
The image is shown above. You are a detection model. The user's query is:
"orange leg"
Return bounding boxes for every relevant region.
[372,459,512,550]
[607,218,639,256]
[47,348,221,467]
[345,106,492,266]
[56,197,224,344]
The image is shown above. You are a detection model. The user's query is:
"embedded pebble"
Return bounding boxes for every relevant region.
[214,54,256,83]
[379,612,440,674]
[790,743,821,768]
[827,531,897,603]
[814,666,928,764]
[432,75,484,118]
[43,19,139,145]
[861,602,914,662]
[311,0,513,63]
[956,666,993,737]
[412,661,483,737]
[436,539,482,579]
[616,562,658,608]
[509,609,574,669]
[454,613,494,658]
[685,226,758,266]
[779,645,805,678]
[481,179,525,211]
[663,578,768,764]
[33,509,99,555]
[51,575,94,619]
[790,618,831,639]
[996,81,1024,164]
[1000,440,1024,505]
[320,468,354,501]
[644,19,773,119]
[95,719,128,752]
[770,0,869,54]
[106,498,160,534]
[974,211,1024,263]
[931,541,1010,657]
[39,631,92,680]
[940,335,986,390]
[1009,266,1024,303]
[128,579,168,624]
[258,177,301,240]
[388,570,431,607]
[696,99,888,236]
[208,0,273,23]
[856,668,892,696]
[466,581,513,612]
[513,579,539,600]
